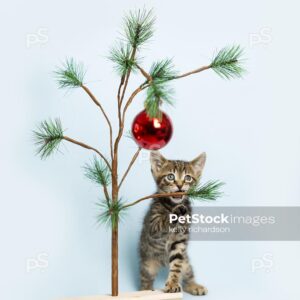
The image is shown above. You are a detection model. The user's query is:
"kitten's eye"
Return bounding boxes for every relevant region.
[185,175,192,182]
[166,173,175,181]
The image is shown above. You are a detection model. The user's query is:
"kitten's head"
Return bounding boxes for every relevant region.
[150,151,206,204]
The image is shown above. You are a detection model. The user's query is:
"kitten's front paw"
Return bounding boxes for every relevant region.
[172,204,187,217]
[164,281,181,293]
[183,282,208,296]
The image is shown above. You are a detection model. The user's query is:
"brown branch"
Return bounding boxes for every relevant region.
[123,192,186,209]
[122,83,149,123]
[109,54,140,296]
[111,47,138,204]
[103,185,110,204]
[63,136,111,172]
[117,76,125,130]
[111,225,118,296]
[173,64,212,79]
[110,84,147,184]
[81,85,114,161]
[136,64,152,82]
[119,48,137,107]
[118,147,142,189]
[117,76,125,105]
[114,85,144,150]
[119,75,130,108]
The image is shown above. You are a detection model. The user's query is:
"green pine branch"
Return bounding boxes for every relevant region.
[123,8,155,48]
[96,199,127,229]
[109,43,138,76]
[143,59,178,118]
[33,119,64,159]
[84,156,111,187]
[188,180,224,201]
[211,45,245,79]
[145,81,174,119]
[149,59,177,82]
[55,58,86,89]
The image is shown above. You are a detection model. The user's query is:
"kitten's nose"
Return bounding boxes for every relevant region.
[176,183,183,191]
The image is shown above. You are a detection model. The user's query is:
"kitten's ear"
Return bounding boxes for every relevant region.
[150,151,166,177]
[191,152,206,177]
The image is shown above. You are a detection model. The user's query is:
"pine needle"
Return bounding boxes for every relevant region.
[211,45,245,79]
[123,8,155,48]
[188,180,224,201]
[145,81,174,119]
[33,119,64,159]
[149,59,177,82]
[84,156,111,186]
[108,43,138,76]
[96,199,127,229]
[54,58,86,88]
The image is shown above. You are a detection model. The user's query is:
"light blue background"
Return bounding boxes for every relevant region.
[1,1,300,299]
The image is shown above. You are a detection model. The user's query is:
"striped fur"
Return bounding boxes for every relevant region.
[139,151,207,295]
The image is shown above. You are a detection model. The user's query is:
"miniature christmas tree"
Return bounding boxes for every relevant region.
[33,8,244,298]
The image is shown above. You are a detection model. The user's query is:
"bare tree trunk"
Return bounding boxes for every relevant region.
[111,154,119,296]
[111,224,118,296]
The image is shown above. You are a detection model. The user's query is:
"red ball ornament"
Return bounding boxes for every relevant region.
[131,110,173,150]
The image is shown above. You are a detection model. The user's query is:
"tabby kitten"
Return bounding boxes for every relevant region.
[139,151,207,295]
